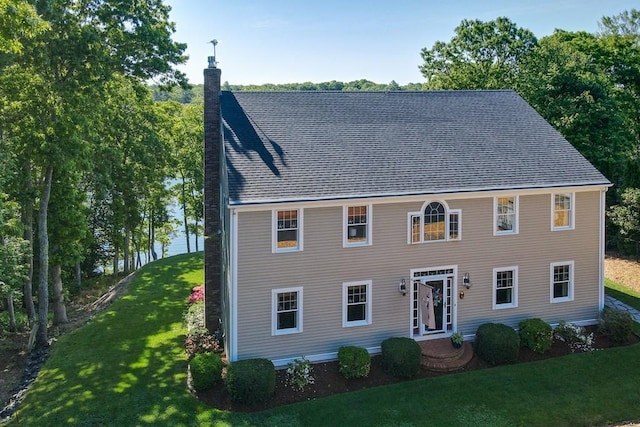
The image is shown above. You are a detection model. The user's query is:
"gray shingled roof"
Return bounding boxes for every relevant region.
[221,90,610,205]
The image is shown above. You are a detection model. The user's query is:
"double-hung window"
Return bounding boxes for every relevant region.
[272,287,303,335]
[493,266,518,309]
[408,201,461,244]
[552,193,574,230]
[550,261,574,303]
[273,209,303,252]
[494,196,518,235]
[344,205,372,247]
[342,280,372,327]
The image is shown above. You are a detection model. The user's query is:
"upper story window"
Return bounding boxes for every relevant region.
[272,287,303,335]
[344,205,372,247]
[408,201,461,244]
[493,266,518,309]
[272,209,303,253]
[552,193,574,231]
[550,261,574,303]
[494,196,518,235]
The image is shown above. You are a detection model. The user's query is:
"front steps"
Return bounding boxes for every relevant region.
[419,338,474,372]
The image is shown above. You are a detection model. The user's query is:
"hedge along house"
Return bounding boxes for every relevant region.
[203,61,611,367]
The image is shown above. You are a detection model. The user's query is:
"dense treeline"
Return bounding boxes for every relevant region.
[1,2,639,348]
[0,0,203,347]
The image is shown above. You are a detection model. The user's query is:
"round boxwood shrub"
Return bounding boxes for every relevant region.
[518,318,553,354]
[475,323,520,365]
[599,307,634,343]
[225,358,275,404]
[380,337,421,378]
[190,352,224,391]
[338,346,371,379]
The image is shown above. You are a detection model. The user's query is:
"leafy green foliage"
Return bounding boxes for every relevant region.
[419,17,537,89]
[225,358,276,404]
[475,323,520,365]
[338,346,371,379]
[608,188,640,254]
[599,307,634,343]
[380,337,421,378]
[285,357,315,391]
[189,352,223,391]
[518,318,553,354]
[554,321,595,352]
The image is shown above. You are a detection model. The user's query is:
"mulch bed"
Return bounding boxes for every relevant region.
[195,327,639,413]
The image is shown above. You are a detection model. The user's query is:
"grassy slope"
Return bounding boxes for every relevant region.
[7,254,640,426]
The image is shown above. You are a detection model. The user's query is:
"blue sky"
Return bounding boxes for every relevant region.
[164,0,637,85]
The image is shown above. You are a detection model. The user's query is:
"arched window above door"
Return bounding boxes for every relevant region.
[408,201,461,244]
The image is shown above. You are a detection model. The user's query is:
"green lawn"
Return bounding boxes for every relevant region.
[5,253,640,426]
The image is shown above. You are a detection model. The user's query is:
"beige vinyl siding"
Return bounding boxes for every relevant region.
[233,191,602,362]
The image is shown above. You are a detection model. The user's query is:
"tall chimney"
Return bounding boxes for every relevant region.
[203,58,222,335]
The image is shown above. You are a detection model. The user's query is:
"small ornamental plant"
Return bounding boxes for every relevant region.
[285,357,315,391]
[450,332,464,348]
[554,321,595,352]
[188,285,204,304]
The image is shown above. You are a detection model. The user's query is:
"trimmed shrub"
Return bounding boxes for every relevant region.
[338,346,371,379]
[518,318,553,354]
[225,358,275,404]
[190,352,224,391]
[599,307,634,343]
[475,323,520,365]
[380,337,421,378]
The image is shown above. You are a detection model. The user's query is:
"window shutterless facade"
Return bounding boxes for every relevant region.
[272,209,303,252]
[550,261,574,303]
[493,266,518,309]
[494,196,518,235]
[272,287,303,335]
[552,193,574,230]
[344,205,372,247]
[408,201,461,244]
[342,280,372,327]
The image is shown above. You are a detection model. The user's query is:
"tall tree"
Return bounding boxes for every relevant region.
[13,0,186,347]
[419,17,537,89]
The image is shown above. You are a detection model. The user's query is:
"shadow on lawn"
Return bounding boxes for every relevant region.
[12,253,208,426]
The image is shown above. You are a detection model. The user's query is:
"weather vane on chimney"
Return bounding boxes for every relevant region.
[208,39,218,68]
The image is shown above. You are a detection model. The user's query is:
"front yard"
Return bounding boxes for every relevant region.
[3,253,640,426]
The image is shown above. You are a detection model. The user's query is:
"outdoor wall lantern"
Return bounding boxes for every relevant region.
[398,278,407,296]
[463,273,472,289]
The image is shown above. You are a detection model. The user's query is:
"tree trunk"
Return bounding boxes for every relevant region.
[124,228,130,273]
[182,176,190,253]
[113,242,119,276]
[36,164,53,348]
[150,213,157,261]
[51,264,68,324]
[7,295,16,332]
[22,161,36,322]
[75,262,81,292]
[194,218,200,252]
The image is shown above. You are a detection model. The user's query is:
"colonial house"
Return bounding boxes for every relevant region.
[203,62,611,367]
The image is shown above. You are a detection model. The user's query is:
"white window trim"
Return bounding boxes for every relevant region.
[272,287,303,335]
[407,200,461,244]
[342,280,372,327]
[449,209,462,241]
[550,261,574,303]
[551,193,575,231]
[343,204,372,248]
[493,196,519,236]
[272,208,304,253]
[492,266,518,310]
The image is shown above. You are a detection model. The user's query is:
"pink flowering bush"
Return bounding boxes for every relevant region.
[188,285,204,304]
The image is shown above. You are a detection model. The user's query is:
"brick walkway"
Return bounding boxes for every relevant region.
[605,295,640,323]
